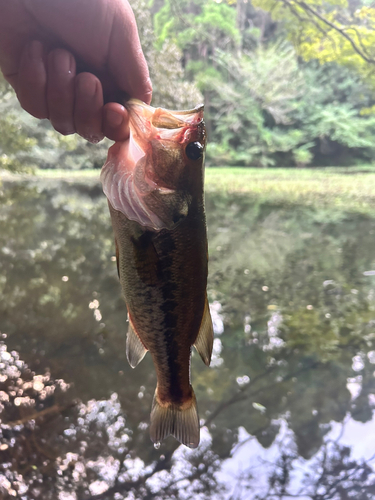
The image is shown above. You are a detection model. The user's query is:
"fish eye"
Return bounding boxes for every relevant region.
[185,142,203,161]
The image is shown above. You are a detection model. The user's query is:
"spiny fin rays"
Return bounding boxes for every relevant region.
[194,298,214,366]
[150,388,200,448]
[126,316,148,368]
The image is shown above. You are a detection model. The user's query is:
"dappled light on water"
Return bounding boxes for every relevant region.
[2,179,375,498]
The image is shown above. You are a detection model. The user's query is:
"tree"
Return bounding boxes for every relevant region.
[0,76,36,172]
[253,0,375,85]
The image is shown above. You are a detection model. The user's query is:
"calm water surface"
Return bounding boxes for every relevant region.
[1,178,375,499]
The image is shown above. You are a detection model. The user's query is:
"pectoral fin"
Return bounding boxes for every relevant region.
[194,298,214,366]
[126,316,148,368]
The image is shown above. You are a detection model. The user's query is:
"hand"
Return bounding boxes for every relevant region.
[0,0,152,142]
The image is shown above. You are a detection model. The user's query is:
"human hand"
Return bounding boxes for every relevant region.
[0,0,152,143]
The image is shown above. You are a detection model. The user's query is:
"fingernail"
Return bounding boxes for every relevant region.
[85,134,104,144]
[52,50,74,74]
[28,40,43,60]
[106,109,123,128]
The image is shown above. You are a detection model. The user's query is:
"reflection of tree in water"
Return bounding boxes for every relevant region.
[1,342,375,499]
[232,439,375,500]
[0,342,223,499]
[2,182,375,497]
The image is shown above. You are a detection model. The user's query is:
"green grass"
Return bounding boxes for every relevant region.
[0,168,100,180]
[205,166,375,215]
[33,168,101,179]
[3,166,375,215]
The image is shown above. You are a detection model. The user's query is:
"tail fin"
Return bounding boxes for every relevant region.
[149,388,200,448]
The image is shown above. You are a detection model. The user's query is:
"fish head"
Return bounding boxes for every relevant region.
[101,99,206,231]
[128,100,206,192]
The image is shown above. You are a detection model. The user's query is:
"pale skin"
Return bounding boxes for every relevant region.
[0,0,152,143]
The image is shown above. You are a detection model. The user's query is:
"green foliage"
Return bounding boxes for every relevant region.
[203,44,309,166]
[154,0,240,52]
[152,0,375,167]
[253,0,375,85]
[204,49,375,166]
[2,0,375,170]
[292,62,375,165]
[133,0,202,108]
[0,77,36,172]
[309,104,375,148]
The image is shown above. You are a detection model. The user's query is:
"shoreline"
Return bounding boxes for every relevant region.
[2,166,375,216]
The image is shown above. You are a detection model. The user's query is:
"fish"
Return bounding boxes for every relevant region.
[100,99,213,448]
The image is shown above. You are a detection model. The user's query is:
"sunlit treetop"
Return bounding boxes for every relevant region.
[253,0,375,85]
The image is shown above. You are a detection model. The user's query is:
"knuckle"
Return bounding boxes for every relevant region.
[52,123,75,136]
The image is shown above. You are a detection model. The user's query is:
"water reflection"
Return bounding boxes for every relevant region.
[1,179,375,498]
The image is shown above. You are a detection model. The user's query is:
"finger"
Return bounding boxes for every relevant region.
[108,1,152,104]
[74,72,104,143]
[103,103,130,142]
[17,41,48,119]
[47,48,76,135]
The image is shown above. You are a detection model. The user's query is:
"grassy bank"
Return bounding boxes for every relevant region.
[3,166,375,215]
[205,166,375,214]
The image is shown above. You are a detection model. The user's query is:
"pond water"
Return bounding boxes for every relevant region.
[1,177,375,499]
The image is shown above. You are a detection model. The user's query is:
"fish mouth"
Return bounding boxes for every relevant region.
[125,99,204,142]
[101,99,206,231]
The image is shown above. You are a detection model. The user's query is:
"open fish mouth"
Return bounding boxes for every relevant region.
[100,99,206,231]
[125,99,204,131]
[124,99,205,146]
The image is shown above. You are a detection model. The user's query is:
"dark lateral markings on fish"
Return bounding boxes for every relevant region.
[100,99,214,448]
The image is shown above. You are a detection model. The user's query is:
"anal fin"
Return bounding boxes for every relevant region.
[126,316,148,368]
[194,298,214,366]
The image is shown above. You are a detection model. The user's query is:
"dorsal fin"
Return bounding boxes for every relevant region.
[194,298,214,366]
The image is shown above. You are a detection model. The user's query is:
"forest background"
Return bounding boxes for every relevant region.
[1,0,375,171]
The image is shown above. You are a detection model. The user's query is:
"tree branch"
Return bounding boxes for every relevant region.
[6,401,76,427]
[295,0,375,64]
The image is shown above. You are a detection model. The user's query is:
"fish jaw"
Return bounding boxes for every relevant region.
[100,99,206,231]
[125,99,204,137]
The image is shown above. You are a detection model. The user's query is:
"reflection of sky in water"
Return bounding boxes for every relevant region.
[209,301,224,367]
[214,310,375,498]
[210,301,224,335]
[264,311,285,350]
[52,408,375,500]
[220,416,375,499]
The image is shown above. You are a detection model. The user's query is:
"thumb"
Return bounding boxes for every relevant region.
[107,1,152,104]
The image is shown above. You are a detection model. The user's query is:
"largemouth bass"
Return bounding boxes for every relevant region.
[100,99,213,448]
